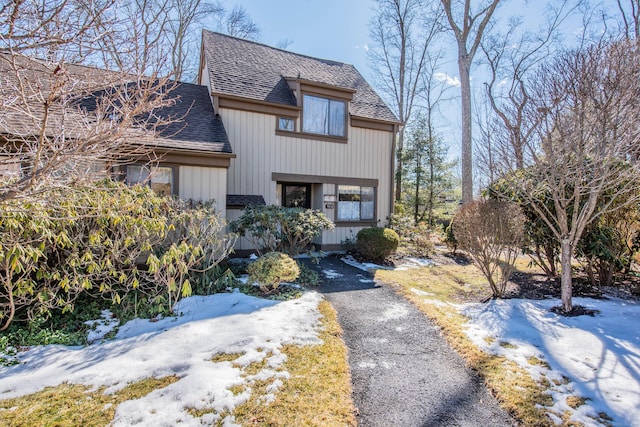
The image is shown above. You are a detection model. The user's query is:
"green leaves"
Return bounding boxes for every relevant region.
[230,205,334,256]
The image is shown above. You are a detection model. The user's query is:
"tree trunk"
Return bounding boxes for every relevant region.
[395,127,405,202]
[560,239,573,312]
[458,53,473,204]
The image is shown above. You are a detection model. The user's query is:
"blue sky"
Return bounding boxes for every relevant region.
[230,0,594,172]
[234,0,376,79]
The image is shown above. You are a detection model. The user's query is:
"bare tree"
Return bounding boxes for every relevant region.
[440,0,501,204]
[454,199,525,298]
[615,0,640,39]
[482,0,578,170]
[369,0,442,202]
[219,5,260,40]
[0,1,178,205]
[495,39,640,312]
[167,0,224,81]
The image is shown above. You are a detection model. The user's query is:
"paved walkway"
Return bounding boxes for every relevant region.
[313,256,515,427]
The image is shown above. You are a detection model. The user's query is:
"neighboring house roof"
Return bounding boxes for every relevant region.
[226,194,266,209]
[201,30,399,124]
[0,54,231,155]
[150,82,232,154]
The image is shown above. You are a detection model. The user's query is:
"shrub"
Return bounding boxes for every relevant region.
[295,261,320,287]
[356,227,399,261]
[230,205,334,256]
[452,200,525,298]
[247,252,300,293]
[0,180,237,331]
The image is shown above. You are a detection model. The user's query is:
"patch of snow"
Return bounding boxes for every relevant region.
[410,288,435,297]
[322,269,343,279]
[396,257,436,270]
[340,255,388,272]
[460,297,640,427]
[341,254,435,272]
[84,310,120,344]
[248,253,258,260]
[379,303,410,321]
[0,292,324,426]
[357,360,377,369]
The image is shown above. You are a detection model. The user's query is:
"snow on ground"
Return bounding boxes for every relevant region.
[322,269,343,279]
[341,254,435,272]
[460,297,640,427]
[0,291,324,426]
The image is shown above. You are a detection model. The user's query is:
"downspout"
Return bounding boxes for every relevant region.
[389,124,398,222]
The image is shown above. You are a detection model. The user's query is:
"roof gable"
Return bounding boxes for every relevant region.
[201,30,398,124]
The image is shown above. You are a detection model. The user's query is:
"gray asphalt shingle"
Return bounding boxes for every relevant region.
[202,31,398,124]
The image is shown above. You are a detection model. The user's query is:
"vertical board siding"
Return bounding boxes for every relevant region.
[179,166,227,218]
[222,109,393,244]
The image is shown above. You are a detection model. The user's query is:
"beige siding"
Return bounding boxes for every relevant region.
[222,109,394,238]
[179,165,227,218]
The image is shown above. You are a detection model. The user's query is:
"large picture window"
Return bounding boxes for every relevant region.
[302,94,346,137]
[337,185,374,221]
[126,164,174,197]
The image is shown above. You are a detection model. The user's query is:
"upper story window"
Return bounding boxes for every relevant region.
[302,94,346,137]
[126,164,175,197]
[278,117,295,132]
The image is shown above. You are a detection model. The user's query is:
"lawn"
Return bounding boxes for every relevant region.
[0,291,355,426]
[373,252,640,427]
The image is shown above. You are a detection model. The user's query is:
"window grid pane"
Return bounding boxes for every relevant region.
[303,95,328,134]
[328,100,346,136]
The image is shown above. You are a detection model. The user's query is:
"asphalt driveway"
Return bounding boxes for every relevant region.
[312,256,515,427]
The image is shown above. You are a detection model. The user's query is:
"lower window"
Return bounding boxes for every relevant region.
[337,185,374,221]
[125,164,174,196]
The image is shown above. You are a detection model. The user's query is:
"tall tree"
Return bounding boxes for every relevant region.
[440,0,501,204]
[369,0,442,202]
[481,0,578,170]
[406,114,455,226]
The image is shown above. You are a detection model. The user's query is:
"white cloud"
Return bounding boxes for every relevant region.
[434,72,461,87]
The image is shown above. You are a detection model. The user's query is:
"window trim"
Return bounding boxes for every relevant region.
[336,184,377,223]
[276,116,296,132]
[123,163,179,197]
[301,93,348,138]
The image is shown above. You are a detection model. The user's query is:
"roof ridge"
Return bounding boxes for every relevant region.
[201,29,354,68]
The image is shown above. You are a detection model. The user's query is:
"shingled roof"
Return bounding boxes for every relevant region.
[201,30,398,124]
[0,54,231,155]
[150,82,231,154]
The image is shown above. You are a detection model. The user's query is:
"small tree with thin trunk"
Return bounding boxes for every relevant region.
[494,38,640,312]
[453,199,525,298]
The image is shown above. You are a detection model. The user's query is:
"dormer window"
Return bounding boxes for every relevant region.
[302,94,346,137]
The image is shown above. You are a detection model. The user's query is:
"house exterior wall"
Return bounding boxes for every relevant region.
[179,165,227,218]
[221,108,394,249]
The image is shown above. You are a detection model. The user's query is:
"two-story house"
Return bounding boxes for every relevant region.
[197,31,398,250]
[1,32,398,252]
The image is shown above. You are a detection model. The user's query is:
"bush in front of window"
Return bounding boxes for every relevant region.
[230,205,334,256]
[247,252,300,293]
[355,227,399,262]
